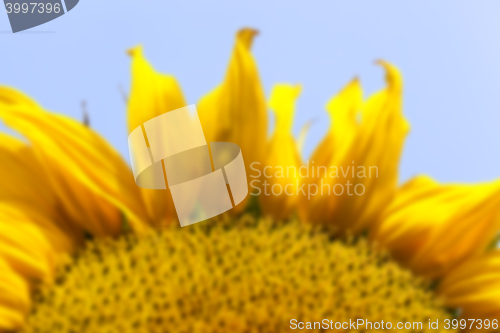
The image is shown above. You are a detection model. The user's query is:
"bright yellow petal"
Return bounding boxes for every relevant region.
[259,84,302,220]
[0,87,37,108]
[298,78,362,225]
[0,258,30,331]
[0,134,86,331]
[297,119,313,155]
[0,137,78,282]
[0,307,25,332]
[0,134,54,210]
[301,62,408,235]
[198,28,268,204]
[372,175,500,279]
[0,134,82,249]
[336,61,409,233]
[0,87,149,236]
[127,46,188,225]
[306,78,362,180]
[438,251,500,323]
[127,46,187,132]
[0,212,54,281]
[327,77,363,164]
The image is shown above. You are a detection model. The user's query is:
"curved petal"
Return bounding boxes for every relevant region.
[127,46,187,225]
[0,134,81,331]
[336,61,409,234]
[0,258,31,331]
[127,46,187,133]
[372,175,500,279]
[438,252,500,326]
[297,119,313,155]
[0,87,149,235]
[301,62,408,235]
[0,206,56,281]
[260,84,302,220]
[198,28,268,200]
[0,134,82,247]
[299,78,362,225]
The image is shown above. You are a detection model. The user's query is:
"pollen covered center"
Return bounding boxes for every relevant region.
[21,216,453,333]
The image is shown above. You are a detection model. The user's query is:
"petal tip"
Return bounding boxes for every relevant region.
[294,84,302,97]
[237,28,259,49]
[127,45,143,57]
[375,59,402,91]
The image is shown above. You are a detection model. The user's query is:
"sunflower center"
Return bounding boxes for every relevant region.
[21,216,453,333]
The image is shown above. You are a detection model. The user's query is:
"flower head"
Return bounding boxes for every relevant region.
[0,29,498,332]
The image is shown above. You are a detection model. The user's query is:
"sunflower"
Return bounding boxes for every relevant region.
[0,28,499,332]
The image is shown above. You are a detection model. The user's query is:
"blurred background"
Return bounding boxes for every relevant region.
[1,0,499,183]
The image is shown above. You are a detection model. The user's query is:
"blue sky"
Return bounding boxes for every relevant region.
[1,0,499,183]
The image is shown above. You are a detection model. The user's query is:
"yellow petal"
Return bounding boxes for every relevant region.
[0,87,149,236]
[268,84,302,133]
[198,28,268,204]
[0,137,81,330]
[0,134,54,208]
[0,258,30,331]
[0,142,78,279]
[327,77,363,164]
[127,46,187,132]
[0,211,54,281]
[0,307,25,332]
[297,119,313,155]
[372,175,500,279]
[0,202,77,262]
[259,84,302,220]
[0,135,82,330]
[301,62,408,235]
[0,87,37,108]
[337,61,408,233]
[438,252,500,320]
[127,46,188,225]
[0,134,82,250]
[306,78,362,176]
[298,78,362,225]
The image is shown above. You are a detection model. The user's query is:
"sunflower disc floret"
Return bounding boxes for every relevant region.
[22,215,453,333]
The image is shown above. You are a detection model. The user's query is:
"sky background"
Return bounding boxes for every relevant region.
[1,0,499,184]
